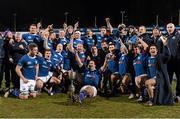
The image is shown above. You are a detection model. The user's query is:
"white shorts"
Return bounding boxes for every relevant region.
[38,72,53,83]
[80,85,97,97]
[20,79,36,93]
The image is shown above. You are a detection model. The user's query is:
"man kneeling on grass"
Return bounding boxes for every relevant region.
[35,49,62,96]
[15,43,39,100]
[72,85,97,104]
[145,37,174,106]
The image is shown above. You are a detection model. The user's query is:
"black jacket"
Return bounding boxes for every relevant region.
[166,31,180,60]
[0,38,5,59]
[154,45,174,105]
[9,41,28,64]
[139,33,151,45]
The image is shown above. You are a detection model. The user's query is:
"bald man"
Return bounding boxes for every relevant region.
[166,23,180,100]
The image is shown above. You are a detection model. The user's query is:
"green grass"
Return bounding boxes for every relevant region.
[0,80,180,118]
[0,93,180,118]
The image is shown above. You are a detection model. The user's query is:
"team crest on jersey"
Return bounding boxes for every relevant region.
[28,36,32,39]
[122,57,124,60]
[119,61,123,64]
[98,36,101,40]
[27,61,32,65]
[136,61,142,64]
[81,55,85,58]
[73,42,77,45]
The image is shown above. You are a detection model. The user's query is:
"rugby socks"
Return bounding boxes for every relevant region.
[79,91,88,103]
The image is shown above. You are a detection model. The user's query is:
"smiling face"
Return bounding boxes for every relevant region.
[77,44,84,52]
[56,43,63,53]
[44,50,52,60]
[67,26,74,34]
[49,32,56,40]
[88,60,96,70]
[74,31,81,39]
[149,45,158,56]
[108,44,115,53]
[29,46,38,56]
[15,33,22,42]
[7,31,13,39]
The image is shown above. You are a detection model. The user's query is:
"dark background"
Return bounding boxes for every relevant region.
[0,0,180,31]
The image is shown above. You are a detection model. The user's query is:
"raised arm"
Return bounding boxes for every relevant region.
[159,36,171,63]
[138,37,149,51]
[41,31,50,49]
[63,22,68,34]
[105,18,113,33]
[119,38,128,53]
[73,21,79,32]
[69,34,75,53]
[37,22,42,34]
[100,53,110,71]
[74,50,83,68]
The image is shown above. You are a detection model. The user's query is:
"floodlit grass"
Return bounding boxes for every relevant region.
[0,92,180,118]
[0,81,180,118]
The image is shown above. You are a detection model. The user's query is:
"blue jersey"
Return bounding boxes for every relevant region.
[96,34,104,49]
[73,39,84,49]
[147,56,156,78]
[107,53,118,73]
[126,35,138,44]
[36,56,53,77]
[96,34,113,49]
[90,55,101,69]
[82,36,95,52]
[47,38,54,50]
[58,38,69,46]
[71,52,86,71]
[78,52,86,65]
[119,54,129,76]
[61,50,71,70]
[81,66,102,88]
[114,38,121,49]
[51,51,64,68]
[17,54,38,80]
[22,33,42,44]
[133,54,147,76]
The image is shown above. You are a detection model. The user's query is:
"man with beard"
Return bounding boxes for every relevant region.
[15,43,39,100]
